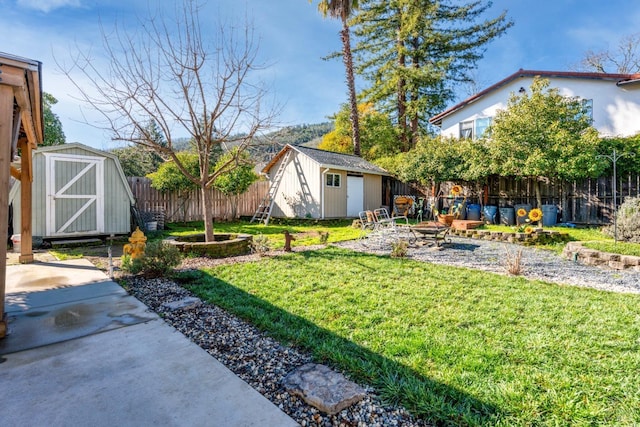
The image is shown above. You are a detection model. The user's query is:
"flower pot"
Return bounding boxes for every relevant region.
[438,214,454,226]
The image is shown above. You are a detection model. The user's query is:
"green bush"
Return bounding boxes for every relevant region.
[250,233,271,255]
[390,239,409,258]
[605,197,640,242]
[121,240,182,277]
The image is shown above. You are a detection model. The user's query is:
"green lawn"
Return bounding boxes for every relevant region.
[182,246,640,426]
[583,241,640,257]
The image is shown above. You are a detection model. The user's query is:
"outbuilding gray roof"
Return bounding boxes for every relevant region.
[263,144,388,176]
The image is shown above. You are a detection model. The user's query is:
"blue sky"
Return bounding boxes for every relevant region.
[2,0,639,150]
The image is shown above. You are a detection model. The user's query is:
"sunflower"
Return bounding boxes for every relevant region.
[528,208,543,222]
[451,185,462,196]
[517,208,527,217]
[524,226,534,234]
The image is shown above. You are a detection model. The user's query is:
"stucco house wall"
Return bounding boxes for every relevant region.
[431,70,640,139]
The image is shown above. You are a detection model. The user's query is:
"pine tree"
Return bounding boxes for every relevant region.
[352,0,511,149]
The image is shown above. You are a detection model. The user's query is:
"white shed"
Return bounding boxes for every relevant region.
[10,143,135,240]
[260,144,388,219]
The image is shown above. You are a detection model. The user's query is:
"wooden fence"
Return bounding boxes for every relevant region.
[127,177,268,223]
[484,174,640,224]
[129,174,638,226]
[384,174,640,225]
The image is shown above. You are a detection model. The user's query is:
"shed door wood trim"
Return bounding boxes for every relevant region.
[44,153,105,236]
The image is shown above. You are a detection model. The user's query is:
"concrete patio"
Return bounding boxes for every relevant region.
[0,257,298,427]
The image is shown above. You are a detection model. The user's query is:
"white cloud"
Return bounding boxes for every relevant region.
[17,0,82,13]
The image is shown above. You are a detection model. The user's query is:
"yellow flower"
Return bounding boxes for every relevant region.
[528,208,543,222]
[451,185,462,196]
[517,208,527,217]
[524,226,534,234]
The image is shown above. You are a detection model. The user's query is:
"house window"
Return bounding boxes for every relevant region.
[581,99,593,122]
[475,117,492,139]
[460,118,492,140]
[459,121,473,139]
[326,173,341,187]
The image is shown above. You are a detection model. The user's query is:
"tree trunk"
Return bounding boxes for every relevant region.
[201,185,214,242]
[561,180,570,222]
[397,32,408,151]
[534,178,542,208]
[341,21,361,157]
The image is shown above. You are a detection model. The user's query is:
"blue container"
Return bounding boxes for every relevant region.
[483,205,498,224]
[542,204,558,226]
[499,207,515,225]
[514,204,532,225]
[466,204,481,221]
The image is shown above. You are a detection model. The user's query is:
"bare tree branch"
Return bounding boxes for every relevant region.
[60,0,280,241]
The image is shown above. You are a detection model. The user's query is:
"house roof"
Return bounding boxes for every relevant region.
[429,69,640,127]
[262,144,389,176]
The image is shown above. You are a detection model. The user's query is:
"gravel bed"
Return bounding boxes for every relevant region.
[123,238,639,427]
[336,237,640,294]
[125,259,429,427]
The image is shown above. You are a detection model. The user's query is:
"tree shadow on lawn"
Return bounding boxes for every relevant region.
[185,258,502,426]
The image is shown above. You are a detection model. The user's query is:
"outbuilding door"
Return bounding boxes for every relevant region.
[347,175,364,217]
[45,153,105,237]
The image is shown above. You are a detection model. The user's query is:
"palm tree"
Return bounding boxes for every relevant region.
[317,0,361,156]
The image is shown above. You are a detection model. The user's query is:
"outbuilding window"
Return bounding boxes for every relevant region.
[326,173,341,187]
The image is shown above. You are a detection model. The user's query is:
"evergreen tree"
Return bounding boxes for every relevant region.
[352,0,511,149]
[42,92,66,146]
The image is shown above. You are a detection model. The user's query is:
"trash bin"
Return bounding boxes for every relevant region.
[483,205,498,224]
[541,204,558,226]
[499,207,515,225]
[466,204,481,221]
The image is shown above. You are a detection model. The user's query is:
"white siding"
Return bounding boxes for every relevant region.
[440,77,640,138]
[271,151,322,218]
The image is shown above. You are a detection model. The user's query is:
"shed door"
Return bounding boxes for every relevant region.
[45,153,105,236]
[347,175,364,217]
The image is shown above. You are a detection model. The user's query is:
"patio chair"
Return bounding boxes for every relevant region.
[358,210,378,238]
[357,208,416,248]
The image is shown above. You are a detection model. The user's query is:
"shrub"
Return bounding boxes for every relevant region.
[504,244,524,275]
[605,197,640,242]
[250,233,271,255]
[390,239,409,258]
[121,240,182,277]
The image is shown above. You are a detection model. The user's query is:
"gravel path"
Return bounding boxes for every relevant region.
[336,237,640,294]
[123,238,640,427]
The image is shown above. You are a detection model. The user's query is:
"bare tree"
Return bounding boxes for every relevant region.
[580,32,640,74]
[63,0,278,241]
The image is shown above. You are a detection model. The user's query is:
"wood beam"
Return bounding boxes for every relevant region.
[0,85,14,337]
[19,139,33,263]
[0,65,27,87]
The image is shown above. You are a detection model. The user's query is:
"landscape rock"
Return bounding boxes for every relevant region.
[162,297,202,311]
[283,363,366,415]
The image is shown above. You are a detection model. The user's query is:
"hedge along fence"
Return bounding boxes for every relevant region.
[128,177,268,223]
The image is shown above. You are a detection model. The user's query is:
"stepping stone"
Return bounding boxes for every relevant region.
[162,297,202,311]
[283,363,366,415]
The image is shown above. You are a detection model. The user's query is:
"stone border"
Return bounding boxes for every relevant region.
[164,233,253,258]
[562,241,640,271]
[449,228,569,244]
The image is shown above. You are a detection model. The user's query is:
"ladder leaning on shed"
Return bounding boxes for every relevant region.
[250,149,292,225]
